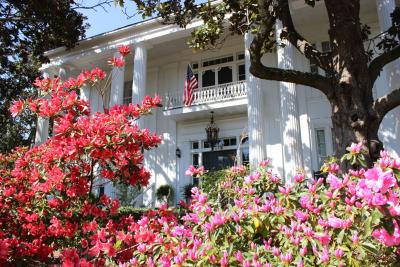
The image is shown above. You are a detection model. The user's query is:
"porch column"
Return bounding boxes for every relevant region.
[132,44,147,129]
[109,51,125,107]
[376,0,400,156]
[276,21,303,182]
[132,44,147,105]
[244,33,266,168]
[35,71,50,145]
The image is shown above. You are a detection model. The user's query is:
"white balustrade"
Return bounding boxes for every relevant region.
[164,80,247,110]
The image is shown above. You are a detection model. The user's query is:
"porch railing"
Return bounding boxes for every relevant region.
[164,80,247,110]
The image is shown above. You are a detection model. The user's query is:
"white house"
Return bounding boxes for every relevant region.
[38,0,400,206]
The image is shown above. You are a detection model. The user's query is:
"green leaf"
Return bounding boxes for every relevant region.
[337,229,345,244]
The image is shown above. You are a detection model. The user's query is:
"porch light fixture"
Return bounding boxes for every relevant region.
[176,148,181,158]
[205,111,219,151]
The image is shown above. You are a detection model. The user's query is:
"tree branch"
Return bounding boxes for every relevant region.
[72,0,113,11]
[277,0,331,72]
[369,45,400,84]
[249,0,333,97]
[373,87,400,120]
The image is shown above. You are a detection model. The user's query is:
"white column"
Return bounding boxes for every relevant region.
[132,44,147,105]
[35,71,50,145]
[109,52,125,107]
[376,0,400,157]
[245,33,266,168]
[276,21,304,182]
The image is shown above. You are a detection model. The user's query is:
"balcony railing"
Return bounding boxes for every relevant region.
[164,80,247,110]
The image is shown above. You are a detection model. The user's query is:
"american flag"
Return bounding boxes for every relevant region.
[184,65,198,106]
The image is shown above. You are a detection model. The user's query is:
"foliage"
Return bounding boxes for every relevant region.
[113,148,400,266]
[114,182,141,206]
[156,184,174,204]
[115,207,149,221]
[0,46,163,266]
[0,1,88,153]
[181,184,196,202]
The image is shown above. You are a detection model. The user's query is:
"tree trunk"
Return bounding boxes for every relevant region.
[331,96,383,167]
[325,0,383,167]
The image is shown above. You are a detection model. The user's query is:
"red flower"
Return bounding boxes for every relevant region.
[107,56,125,68]
[9,100,24,117]
[118,44,131,57]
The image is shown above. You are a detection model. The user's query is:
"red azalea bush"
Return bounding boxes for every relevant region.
[1,45,400,266]
[1,46,163,266]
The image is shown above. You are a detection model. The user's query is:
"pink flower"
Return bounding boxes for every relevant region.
[234,251,243,263]
[326,173,343,190]
[299,246,307,257]
[349,142,364,154]
[185,165,205,177]
[352,233,359,245]
[335,249,344,259]
[280,252,293,264]
[220,251,228,267]
[211,212,227,227]
[327,216,350,229]
[320,247,329,263]
[294,210,309,222]
[294,173,305,183]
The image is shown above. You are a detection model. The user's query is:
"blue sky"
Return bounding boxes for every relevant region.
[80,1,142,38]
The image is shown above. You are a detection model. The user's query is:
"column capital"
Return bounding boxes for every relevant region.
[133,42,153,50]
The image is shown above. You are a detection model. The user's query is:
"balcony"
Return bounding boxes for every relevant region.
[163,80,247,110]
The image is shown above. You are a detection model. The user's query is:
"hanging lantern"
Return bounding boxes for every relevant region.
[205,111,219,151]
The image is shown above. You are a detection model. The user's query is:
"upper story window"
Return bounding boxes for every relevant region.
[191,53,245,89]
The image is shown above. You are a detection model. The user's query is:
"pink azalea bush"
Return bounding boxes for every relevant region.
[116,147,400,266]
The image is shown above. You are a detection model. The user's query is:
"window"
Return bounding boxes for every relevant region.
[241,137,249,166]
[315,129,327,166]
[202,55,234,67]
[191,141,199,150]
[218,66,233,85]
[238,64,246,81]
[195,53,245,89]
[202,69,215,87]
[192,153,200,185]
[123,81,132,104]
[203,149,236,171]
[237,53,245,60]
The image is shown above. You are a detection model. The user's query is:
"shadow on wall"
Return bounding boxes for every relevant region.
[379,107,400,158]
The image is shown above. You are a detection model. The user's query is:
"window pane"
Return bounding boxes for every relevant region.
[202,69,215,87]
[218,66,233,85]
[192,153,199,167]
[123,81,132,104]
[203,149,236,171]
[192,141,199,149]
[316,129,327,166]
[238,64,246,81]
[242,147,249,165]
